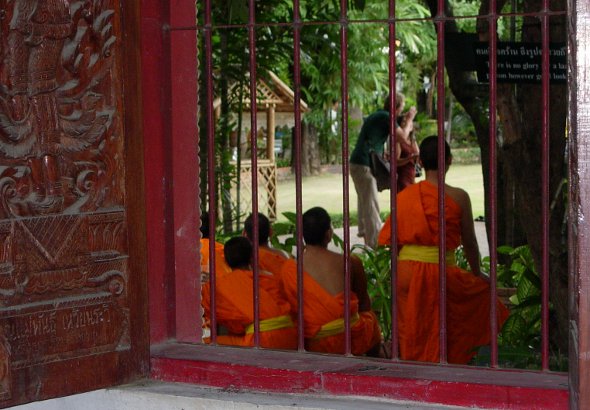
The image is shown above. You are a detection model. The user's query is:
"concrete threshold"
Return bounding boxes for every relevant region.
[13,379,472,410]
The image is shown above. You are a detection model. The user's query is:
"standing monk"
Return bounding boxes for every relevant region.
[378,136,509,364]
[279,207,381,355]
[201,237,297,349]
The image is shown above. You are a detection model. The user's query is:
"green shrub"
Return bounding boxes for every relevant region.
[472,244,568,371]
[352,244,393,341]
[269,211,344,255]
[450,147,481,165]
[270,211,298,255]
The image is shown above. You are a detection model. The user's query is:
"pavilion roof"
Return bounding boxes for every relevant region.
[213,71,309,113]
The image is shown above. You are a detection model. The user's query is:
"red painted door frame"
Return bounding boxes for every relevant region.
[141,0,201,344]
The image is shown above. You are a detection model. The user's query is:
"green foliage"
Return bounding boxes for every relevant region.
[454,245,491,275]
[496,245,543,349]
[470,244,567,371]
[269,211,298,255]
[414,114,437,141]
[448,0,512,38]
[449,147,481,165]
[449,103,478,146]
[328,213,359,229]
[276,158,291,168]
[353,244,393,341]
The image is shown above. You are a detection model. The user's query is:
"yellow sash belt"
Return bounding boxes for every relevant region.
[245,315,294,334]
[312,312,360,340]
[398,244,456,266]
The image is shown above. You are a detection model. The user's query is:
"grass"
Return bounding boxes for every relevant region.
[276,163,485,220]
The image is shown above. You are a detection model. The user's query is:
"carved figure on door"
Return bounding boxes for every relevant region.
[0,1,117,216]
[6,0,72,207]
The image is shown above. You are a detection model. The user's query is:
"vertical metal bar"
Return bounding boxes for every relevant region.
[339,0,352,356]
[248,0,261,347]
[488,0,499,368]
[388,0,399,361]
[204,0,218,344]
[540,0,551,371]
[293,0,305,352]
[436,0,447,364]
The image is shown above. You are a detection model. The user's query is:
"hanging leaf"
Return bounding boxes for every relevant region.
[512,294,542,310]
[500,314,527,345]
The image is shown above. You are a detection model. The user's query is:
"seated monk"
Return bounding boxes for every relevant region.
[243,212,291,276]
[378,136,509,364]
[279,207,381,355]
[201,236,297,349]
[199,211,231,282]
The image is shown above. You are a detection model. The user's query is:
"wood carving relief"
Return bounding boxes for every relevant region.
[0,0,121,216]
[0,1,129,402]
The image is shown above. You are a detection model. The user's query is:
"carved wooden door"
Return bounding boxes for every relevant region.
[0,1,148,406]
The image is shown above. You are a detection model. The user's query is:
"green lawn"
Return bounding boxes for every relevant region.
[276,163,485,220]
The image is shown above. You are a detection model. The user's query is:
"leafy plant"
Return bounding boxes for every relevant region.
[496,245,543,349]
[270,211,298,255]
[353,244,393,341]
[470,244,568,371]
[454,245,491,277]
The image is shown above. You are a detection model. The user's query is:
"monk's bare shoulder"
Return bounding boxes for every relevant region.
[350,254,365,271]
[445,184,471,212]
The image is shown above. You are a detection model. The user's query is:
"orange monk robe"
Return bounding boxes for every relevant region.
[199,239,233,336]
[200,238,231,279]
[278,259,381,355]
[378,181,509,364]
[201,268,298,349]
[257,246,289,276]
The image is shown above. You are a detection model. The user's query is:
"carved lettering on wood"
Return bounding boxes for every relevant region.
[0,293,127,368]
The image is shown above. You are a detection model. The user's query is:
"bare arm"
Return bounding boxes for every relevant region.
[395,106,417,143]
[453,187,484,278]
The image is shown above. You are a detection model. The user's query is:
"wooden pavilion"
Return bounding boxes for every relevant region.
[214,71,308,221]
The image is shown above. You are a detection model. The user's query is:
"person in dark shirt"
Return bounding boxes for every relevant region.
[349,92,417,247]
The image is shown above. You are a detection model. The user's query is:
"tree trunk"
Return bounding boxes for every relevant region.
[474,0,568,353]
[296,121,321,176]
[493,0,569,353]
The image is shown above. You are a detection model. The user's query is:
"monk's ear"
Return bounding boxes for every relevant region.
[445,154,453,171]
[325,228,333,244]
